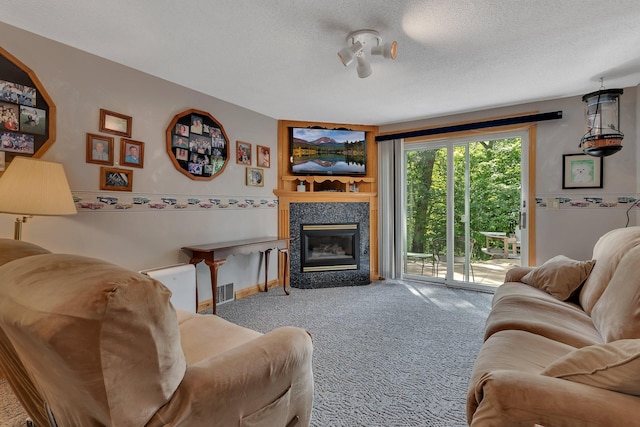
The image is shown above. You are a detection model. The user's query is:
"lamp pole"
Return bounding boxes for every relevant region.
[14,216,31,240]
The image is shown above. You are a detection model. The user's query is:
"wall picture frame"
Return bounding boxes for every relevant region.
[165,109,229,181]
[257,145,270,168]
[562,153,603,189]
[246,167,264,187]
[0,45,57,166]
[236,140,252,165]
[100,166,133,192]
[99,108,132,137]
[86,133,114,165]
[119,138,144,168]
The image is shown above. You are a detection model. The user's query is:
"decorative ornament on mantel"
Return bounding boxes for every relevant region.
[579,78,624,157]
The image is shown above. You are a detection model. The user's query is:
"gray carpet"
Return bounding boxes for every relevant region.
[0,280,492,427]
[215,279,493,427]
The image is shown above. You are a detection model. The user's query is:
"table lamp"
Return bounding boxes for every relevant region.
[0,157,77,240]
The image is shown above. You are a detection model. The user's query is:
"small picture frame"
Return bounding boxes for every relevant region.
[246,167,264,187]
[562,153,603,189]
[257,145,271,168]
[99,109,132,137]
[100,167,133,192]
[119,138,144,168]
[86,133,114,165]
[236,140,252,165]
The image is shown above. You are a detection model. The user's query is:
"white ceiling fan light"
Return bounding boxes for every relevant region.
[337,29,397,78]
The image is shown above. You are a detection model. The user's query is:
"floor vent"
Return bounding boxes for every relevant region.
[217,282,234,305]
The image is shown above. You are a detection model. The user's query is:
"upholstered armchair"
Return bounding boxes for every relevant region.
[0,239,314,427]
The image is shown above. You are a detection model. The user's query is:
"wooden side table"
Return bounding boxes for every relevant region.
[182,237,291,314]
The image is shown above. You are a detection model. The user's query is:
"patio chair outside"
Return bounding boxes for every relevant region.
[432,236,475,281]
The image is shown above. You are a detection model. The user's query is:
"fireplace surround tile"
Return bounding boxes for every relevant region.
[290,202,370,288]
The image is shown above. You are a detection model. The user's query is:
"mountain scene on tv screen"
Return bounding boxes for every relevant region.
[291,128,365,174]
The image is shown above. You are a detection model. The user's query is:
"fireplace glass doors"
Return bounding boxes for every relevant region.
[300,223,359,272]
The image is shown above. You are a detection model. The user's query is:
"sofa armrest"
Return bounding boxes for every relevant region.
[468,370,640,427]
[148,326,314,427]
[503,266,534,283]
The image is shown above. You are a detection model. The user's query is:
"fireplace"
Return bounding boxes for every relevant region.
[300,223,359,272]
[289,202,370,289]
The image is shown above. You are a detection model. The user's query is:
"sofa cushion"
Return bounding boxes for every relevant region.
[468,329,577,420]
[0,238,50,267]
[177,310,262,365]
[591,244,640,342]
[0,254,186,426]
[541,339,640,396]
[579,226,640,314]
[484,291,603,348]
[520,255,595,301]
[472,329,577,384]
[492,281,583,310]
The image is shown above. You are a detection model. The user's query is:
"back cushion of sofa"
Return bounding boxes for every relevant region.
[0,254,186,426]
[579,226,640,315]
[591,245,640,342]
[0,238,50,267]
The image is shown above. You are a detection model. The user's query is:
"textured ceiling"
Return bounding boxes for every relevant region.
[2,0,640,125]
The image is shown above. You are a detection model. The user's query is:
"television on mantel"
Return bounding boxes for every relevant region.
[289,127,366,176]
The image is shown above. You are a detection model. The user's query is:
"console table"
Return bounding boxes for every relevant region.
[182,237,290,314]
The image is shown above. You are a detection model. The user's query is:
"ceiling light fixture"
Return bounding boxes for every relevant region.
[337,29,397,78]
[579,78,624,157]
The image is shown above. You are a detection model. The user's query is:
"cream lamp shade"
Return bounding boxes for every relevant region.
[0,156,77,239]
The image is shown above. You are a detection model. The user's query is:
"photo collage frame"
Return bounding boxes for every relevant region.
[0,51,51,158]
[166,109,229,181]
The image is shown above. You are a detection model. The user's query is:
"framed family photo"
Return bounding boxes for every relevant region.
[100,167,133,192]
[246,167,264,187]
[236,140,252,165]
[99,109,132,137]
[86,133,114,165]
[120,138,144,168]
[562,153,603,189]
[257,145,270,168]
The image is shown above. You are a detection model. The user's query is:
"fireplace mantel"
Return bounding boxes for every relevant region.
[275,120,379,282]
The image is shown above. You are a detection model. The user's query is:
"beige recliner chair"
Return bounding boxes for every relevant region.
[0,239,314,427]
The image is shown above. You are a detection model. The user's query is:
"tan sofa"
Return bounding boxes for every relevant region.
[0,239,313,427]
[467,226,640,426]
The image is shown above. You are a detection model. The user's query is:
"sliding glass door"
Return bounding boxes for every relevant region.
[403,132,527,289]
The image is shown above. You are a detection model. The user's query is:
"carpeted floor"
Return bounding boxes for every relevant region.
[0,279,492,427]
[0,378,30,427]
[215,279,493,427]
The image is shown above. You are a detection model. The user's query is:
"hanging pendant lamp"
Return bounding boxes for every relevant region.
[579,79,624,157]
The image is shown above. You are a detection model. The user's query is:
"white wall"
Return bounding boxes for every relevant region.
[380,89,639,264]
[0,23,280,300]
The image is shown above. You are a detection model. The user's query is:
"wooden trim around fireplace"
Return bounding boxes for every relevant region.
[275,120,380,281]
